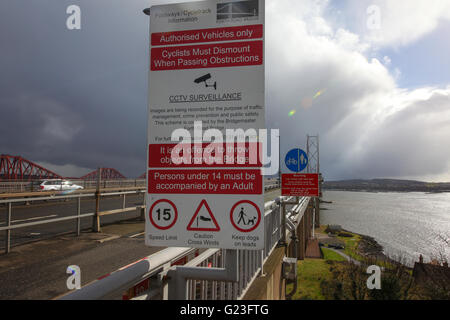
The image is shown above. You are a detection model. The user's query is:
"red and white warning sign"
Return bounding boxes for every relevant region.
[230,200,261,233]
[149,199,178,230]
[282,173,320,197]
[145,0,265,250]
[187,200,220,232]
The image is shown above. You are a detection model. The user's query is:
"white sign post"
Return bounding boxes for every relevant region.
[146,0,265,250]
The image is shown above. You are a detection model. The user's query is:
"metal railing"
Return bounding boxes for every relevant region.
[0,179,146,194]
[0,179,278,194]
[60,196,307,300]
[0,182,280,254]
[0,190,145,253]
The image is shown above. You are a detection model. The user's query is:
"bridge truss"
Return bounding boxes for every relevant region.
[0,155,63,180]
[80,168,126,180]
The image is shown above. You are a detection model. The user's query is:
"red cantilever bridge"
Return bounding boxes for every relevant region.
[0,154,127,181]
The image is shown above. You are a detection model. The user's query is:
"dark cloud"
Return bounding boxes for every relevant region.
[1,0,449,181]
[0,0,150,177]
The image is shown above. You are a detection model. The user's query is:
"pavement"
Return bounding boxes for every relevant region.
[315,230,361,265]
[326,247,361,265]
[305,238,322,258]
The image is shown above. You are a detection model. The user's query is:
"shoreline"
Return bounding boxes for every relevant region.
[340,228,411,267]
[318,224,407,266]
[318,195,438,268]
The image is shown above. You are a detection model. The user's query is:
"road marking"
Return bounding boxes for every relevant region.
[96,235,120,243]
[0,214,58,225]
[129,232,145,238]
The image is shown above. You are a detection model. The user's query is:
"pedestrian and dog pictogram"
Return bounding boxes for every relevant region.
[230,200,261,232]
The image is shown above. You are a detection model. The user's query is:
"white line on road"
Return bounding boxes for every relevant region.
[0,214,58,225]
[129,232,145,238]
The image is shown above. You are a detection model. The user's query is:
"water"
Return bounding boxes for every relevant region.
[321,191,450,266]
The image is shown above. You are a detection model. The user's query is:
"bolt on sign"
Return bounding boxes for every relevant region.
[145,0,265,250]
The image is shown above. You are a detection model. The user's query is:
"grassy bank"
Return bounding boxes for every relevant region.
[322,247,346,261]
[315,225,365,261]
[286,259,332,300]
[316,225,390,263]
[288,227,399,300]
[287,226,447,300]
[286,246,348,300]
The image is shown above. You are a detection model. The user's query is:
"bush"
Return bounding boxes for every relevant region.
[325,225,342,234]
[338,232,353,237]
[320,279,343,300]
[368,272,402,300]
[318,254,418,300]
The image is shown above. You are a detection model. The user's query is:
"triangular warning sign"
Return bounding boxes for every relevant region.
[187,200,220,232]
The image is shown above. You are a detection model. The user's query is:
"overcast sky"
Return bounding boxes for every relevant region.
[1,0,450,181]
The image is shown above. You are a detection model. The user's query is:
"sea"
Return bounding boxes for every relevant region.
[321,190,450,266]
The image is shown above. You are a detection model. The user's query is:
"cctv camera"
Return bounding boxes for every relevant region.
[194,73,217,90]
[194,73,212,83]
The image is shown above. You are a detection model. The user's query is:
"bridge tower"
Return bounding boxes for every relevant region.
[306,135,319,175]
[306,135,321,229]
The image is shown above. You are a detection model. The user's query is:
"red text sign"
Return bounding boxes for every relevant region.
[148,143,262,167]
[151,41,263,71]
[152,25,263,46]
[282,173,319,197]
[148,169,262,194]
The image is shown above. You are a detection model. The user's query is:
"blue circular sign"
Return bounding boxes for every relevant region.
[285,148,308,172]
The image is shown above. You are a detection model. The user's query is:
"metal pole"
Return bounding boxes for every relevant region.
[306,135,310,173]
[122,193,126,210]
[286,216,298,300]
[140,193,146,221]
[260,250,264,275]
[212,255,217,300]
[77,196,81,236]
[93,168,101,232]
[312,203,315,238]
[5,202,11,254]
[317,134,320,174]
[281,202,286,245]
[278,133,281,186]
[298,216,305,260]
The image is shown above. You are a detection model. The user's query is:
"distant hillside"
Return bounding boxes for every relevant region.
[323,179,450,193]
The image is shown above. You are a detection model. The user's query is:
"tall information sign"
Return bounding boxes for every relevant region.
[146,0,265,250]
